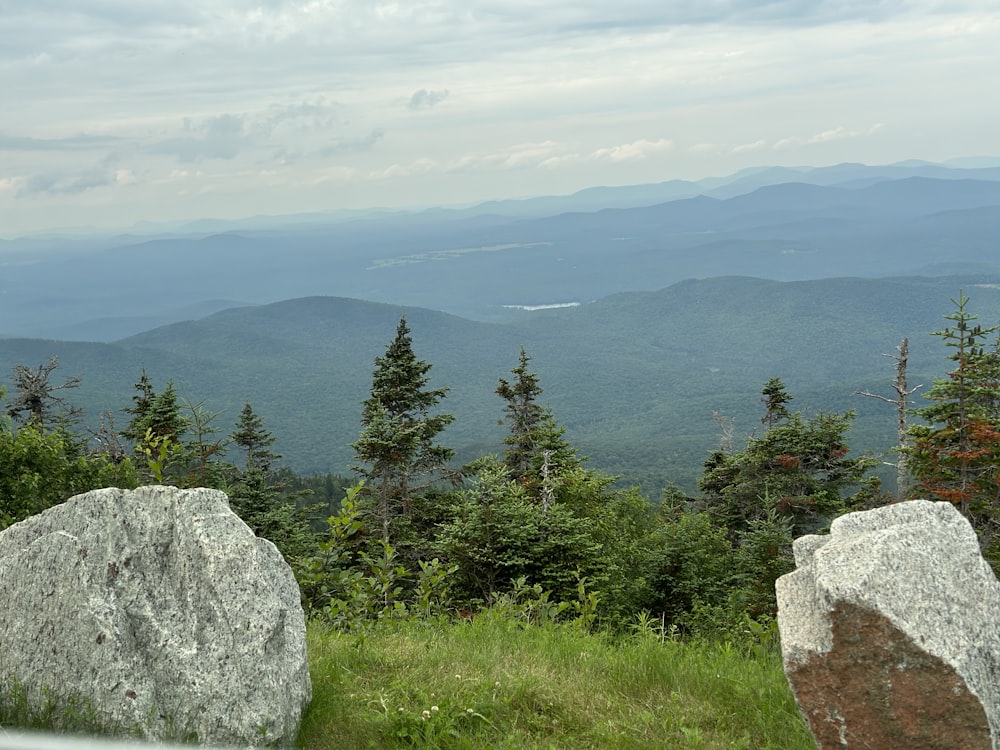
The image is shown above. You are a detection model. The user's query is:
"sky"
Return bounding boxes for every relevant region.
[1,0,998,236]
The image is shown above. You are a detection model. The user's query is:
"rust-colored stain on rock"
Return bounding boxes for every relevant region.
[786,600,991,749]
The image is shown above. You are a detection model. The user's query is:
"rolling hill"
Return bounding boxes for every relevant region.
[3,275,999,495]
[3,163,1000,342]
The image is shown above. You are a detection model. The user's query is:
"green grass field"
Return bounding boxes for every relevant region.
[1,614,815,749]
[298,615,815,750]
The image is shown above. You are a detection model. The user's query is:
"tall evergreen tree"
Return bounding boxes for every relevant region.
[228,402,316,560]
[353,316,455,542]
[496,347,544,479]
[180,397,229,487]
[495,348,579,503]
[121,372,187,446]
[760,376,792,429]
[701,378,874,536]
[906,293,1000,560]
[232,401,280,474]
[119,372,191,485]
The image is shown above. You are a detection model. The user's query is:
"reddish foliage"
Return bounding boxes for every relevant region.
[775,454,801,469]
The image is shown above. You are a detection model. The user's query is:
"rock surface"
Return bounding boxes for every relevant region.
[776,500,1000,749]
[0,486,311,747]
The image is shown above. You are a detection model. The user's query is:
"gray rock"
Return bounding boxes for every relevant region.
[0,486,311,747]
[776,500,1000,749]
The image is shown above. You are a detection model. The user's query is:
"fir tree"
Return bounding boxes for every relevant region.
[121,372,187,446]
[701,378,874,537]
[760,376,792,428]
[496,347,544,479]
[353,316,455,542]
[906,293,1000,561]
[232,402,280,474]
[180,397,229,487]
[495,348,579,503]
[228,402,316,560]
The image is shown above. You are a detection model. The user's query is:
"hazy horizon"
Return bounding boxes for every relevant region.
[3,1,999,237]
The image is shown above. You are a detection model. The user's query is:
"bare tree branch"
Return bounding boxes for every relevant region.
[854,338,923,499]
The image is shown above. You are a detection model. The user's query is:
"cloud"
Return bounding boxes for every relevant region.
[408,89,449,111]
[501,141,561,168]
[590,138,673,163]
[774,123,885,150]
[0,133,124,152]
[258,100,344,136]
[145,105,379,165]
[15,155,130,197]
[371,157,440,180]
[275,128,385,164]
[374,136,672,178]
[809,126,855,144]
[314,129,386,158]
[732,139,766,154]
[148,113,251,162]
[2,0,998,235]
[0,176,24,194]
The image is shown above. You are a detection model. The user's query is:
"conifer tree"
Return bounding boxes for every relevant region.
[701,378,873,536]
[232,401,280,474]
[120,372,190,485]
[906,293,1000,560]
[180,397,229,487]
[228,402,316,560]
[760,376,792,428]
[495,348,579,502]
[496,347,544,479]
[353,316,455,542]
[121,372,187,446]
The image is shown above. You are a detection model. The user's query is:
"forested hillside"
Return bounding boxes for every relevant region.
[3,274,999,493]
[4,166,1000,342]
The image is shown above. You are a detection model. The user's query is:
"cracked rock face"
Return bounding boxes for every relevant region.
[776,500,1000,750]
[0,486,311,747]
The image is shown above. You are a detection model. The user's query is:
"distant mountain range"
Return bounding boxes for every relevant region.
[2,161,999,342]
[4,160,1000,494]
[3,275,1000,494]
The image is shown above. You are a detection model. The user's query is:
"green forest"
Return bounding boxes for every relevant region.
[3,292,1000,748]
[4,291,1000,622]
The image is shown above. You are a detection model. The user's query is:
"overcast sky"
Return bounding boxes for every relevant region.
[1,1,998,236]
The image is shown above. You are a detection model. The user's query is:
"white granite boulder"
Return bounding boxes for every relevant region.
[0,486,311,747]
[776,500,1000,749]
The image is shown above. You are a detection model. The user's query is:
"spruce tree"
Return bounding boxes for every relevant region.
[228,402,316,560]
[120,372,190,485]
[121,372,187,446]
[496,347,544,479]
[496,348,578,502]
[760,376,792,428]
[906,293,1000,561]
[353,316,454,542]
[701,378,874,536]
[232,402,280,474]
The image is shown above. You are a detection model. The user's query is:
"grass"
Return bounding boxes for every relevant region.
[1,615,814,749]
[0,675,138,738]
[298,613,815,750]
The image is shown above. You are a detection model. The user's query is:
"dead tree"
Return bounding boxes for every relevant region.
[855,338,922,500]
[6,356,82,428]
[712,411,735,454]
